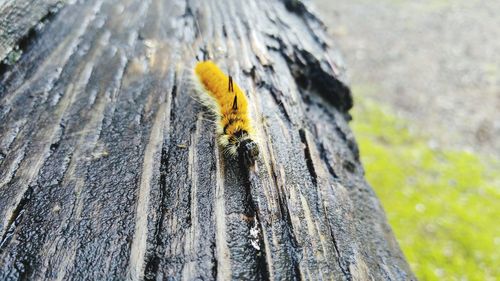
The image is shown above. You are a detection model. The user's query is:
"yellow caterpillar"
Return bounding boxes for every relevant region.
[193,60,259,167]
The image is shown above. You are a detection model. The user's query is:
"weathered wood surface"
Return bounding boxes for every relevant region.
[0,0,64,62]
[0,0,415,280]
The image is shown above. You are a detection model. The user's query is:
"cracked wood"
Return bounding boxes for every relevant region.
[0,0,415,280]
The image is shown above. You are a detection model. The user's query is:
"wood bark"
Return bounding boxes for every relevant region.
[0,0,415,280]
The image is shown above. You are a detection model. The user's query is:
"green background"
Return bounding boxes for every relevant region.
[350,86,499,280]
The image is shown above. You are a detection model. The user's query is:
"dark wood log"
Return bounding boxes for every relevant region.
[0,0,415,280]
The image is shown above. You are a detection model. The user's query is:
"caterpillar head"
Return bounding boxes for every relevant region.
[239,139,259,168]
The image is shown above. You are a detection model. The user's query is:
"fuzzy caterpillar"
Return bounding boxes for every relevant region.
[193,60,259,167]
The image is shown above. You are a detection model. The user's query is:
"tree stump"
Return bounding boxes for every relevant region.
[0,0,415,280]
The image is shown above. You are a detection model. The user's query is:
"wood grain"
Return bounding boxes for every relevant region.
[0,0,415,280]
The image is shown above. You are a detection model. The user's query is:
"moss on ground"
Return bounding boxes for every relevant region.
[350,86,500,280]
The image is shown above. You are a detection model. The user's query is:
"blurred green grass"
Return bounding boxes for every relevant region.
[350,85,500,280]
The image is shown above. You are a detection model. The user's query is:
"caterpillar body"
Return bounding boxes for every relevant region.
[193,61,259,167]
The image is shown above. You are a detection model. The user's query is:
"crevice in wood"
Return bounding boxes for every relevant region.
[270,165,303,281]
[267,83,292,123]
[49,124,65,154]
[342,160,356,174]
[281,0,328,49]
[0,1,64,77]
[143,140,169,281]
[313,101,360,162]
[324,206,352,281]
[183,0,200,41]
[282,0,323,26]
[222,24,228,38]
[333,124,360,164]
[169,84,178,126]
[0,144,26,190]
[210,240,218,280]
[143,85,175,280]
[265,33,352,115]
[318,142,339,180]
[298,128,317,186]
[244,173,271,281]
[0,185,32,250]
[292,48,352,112]
[144,74,177,279]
